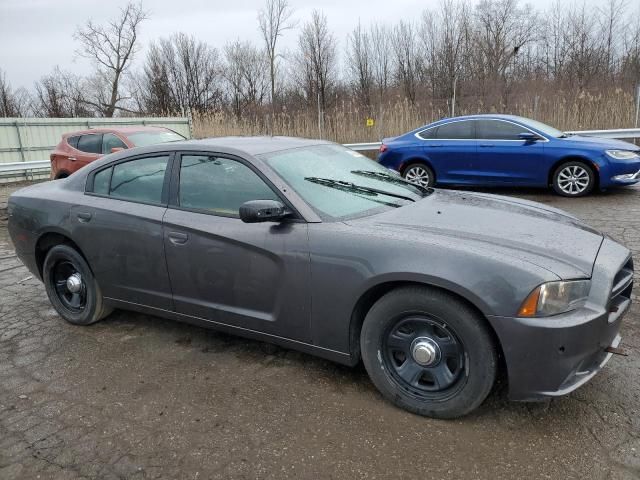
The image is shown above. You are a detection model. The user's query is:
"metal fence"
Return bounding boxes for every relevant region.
[0,123,638,181]
[0,117,192,182]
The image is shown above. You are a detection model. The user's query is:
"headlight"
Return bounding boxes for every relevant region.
[605,150,640,160]
[518,280,590,317]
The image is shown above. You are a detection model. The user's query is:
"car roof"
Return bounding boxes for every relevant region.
[434,114,525,123]
[63,126,172,137]
[400,114,532,137]
[80,135,335,175]
[148,136,333,156]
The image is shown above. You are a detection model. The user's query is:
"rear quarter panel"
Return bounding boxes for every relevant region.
[8,181,77,278]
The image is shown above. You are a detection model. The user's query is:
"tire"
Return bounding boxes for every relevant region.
[360,286,497,419]
[552,161,595,197]
[402,163,435,188]
[42,245,112,325]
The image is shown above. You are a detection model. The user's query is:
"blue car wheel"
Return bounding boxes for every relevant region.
[403,163,435,188]
[551,161,596,197]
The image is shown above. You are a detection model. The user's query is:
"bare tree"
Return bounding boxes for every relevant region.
[295,10,337,112]
[472,0,537,103]
[369,23,392,106]
[0,69,30,117]
[74,2,148,117]
[130,43,176,115]
[562,4,606,90]
[346,22,373,109]
[391,20,420,105]
[541,0,569,81]
[598,0,627,76]
[258,0,294,107]
[134,33,222,115]
[420,0,470,102]
[33,67,93,117]
[224,40,269,119]
[620,7,640,84]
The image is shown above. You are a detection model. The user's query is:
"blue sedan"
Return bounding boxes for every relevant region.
[378,114,640,196]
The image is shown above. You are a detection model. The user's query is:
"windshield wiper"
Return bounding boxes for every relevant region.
[304,177,417,203]
[350,169,431,196]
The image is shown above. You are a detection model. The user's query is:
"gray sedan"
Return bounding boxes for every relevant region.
[7,137,633,418]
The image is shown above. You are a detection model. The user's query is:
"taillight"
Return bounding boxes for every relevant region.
[379,144,388,153]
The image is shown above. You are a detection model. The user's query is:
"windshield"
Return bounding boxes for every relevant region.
[127,130,185,147]
[259,144,427,220]
[518,117,565,138]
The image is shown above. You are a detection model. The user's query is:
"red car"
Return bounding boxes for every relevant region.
[50,126,185,179]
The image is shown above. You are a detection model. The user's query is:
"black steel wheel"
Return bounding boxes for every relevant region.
[43,244,112,325]
[51,260,87,313]
[383,316,466,400]
[361,286,497,419]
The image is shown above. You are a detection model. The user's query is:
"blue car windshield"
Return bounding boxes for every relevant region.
[259,144,426,220]
[516,117,565,138]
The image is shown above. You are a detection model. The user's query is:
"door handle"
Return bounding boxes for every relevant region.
[68,156,77,161]
[479,144,494,148]
[168,232,189,245]
[77,212,92,223]
[427,144,443,148]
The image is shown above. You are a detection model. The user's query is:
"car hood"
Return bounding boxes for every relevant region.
[348,189,603,278]
[562,135,639,151]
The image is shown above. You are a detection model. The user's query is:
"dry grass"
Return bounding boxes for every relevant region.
[193,88,638,142]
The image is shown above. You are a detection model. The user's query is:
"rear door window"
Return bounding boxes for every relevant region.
[92,167,112,195]
[476,120,529,140]
[434,121,475,139]
[102,133,127,154]
[89,156,170,204]
[417,128,437,139]
[77,134,103,154]
[110,156,170,204]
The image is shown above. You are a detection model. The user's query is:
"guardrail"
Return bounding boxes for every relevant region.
[565,128,640,139]
[1,127,638,180]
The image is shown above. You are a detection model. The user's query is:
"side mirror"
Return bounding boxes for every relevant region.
[518,132,541,142]
[110,147,125,153]
[239,200,290,223]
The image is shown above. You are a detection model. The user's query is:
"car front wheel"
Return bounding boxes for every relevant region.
[552,161,595,197]
[403,163,435,188]
[360,286,497,419]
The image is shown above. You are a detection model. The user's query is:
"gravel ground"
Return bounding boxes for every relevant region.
[0,181,639,480]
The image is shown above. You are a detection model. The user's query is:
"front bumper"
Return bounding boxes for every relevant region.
[487,238,633,401]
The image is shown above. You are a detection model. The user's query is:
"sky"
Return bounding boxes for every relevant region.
[2,0,560,90]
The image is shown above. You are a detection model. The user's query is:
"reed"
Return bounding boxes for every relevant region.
[193,88,638,142]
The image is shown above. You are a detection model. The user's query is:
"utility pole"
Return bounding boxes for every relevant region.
[635,83,640,128]
[317,91,323,139]
[451,75,457,117]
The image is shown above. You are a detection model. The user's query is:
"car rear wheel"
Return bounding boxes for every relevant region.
[43,245,112,325]
[360,286,497,419]
[552,161,595,197]
[403,163,435,188]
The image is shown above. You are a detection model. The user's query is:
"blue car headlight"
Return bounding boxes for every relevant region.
[606,150,640,160]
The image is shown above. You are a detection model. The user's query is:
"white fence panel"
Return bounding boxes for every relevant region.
[0,117,192,166]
